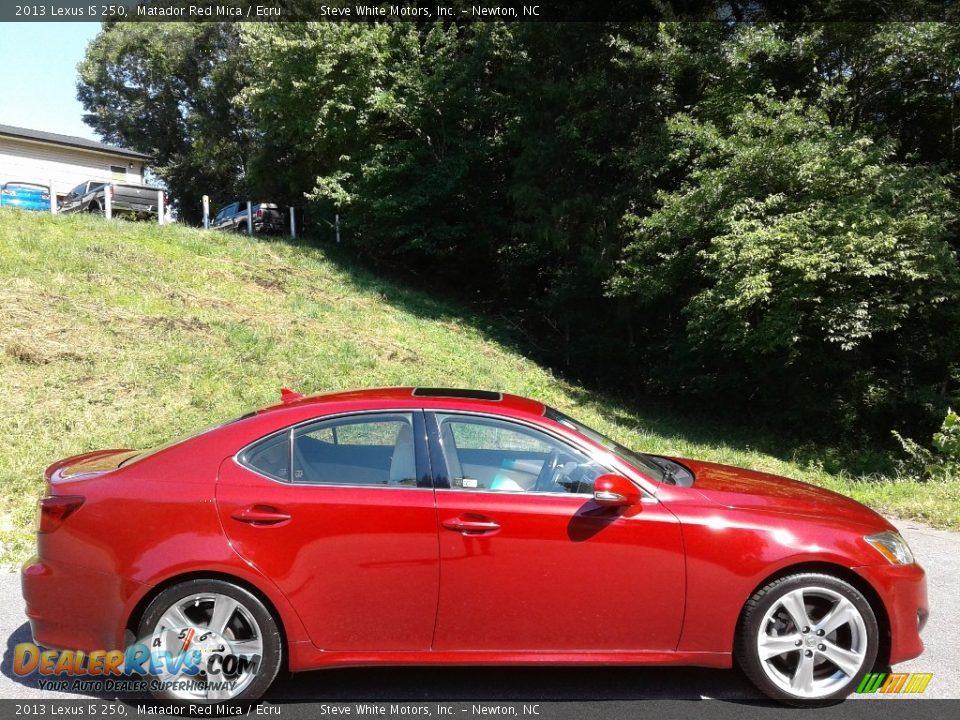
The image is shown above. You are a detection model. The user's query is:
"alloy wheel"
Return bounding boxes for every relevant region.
[755,585,869,699]
[149,591,265,701]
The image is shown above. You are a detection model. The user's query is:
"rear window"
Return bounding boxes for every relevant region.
[239,430,291,481]
[4,183,47,191]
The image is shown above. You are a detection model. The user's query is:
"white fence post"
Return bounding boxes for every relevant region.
[104,184,112,220]
[246,201,253,235]
[289,206,296,239]
[49,179,56,214]
[203,195,210,229]
[335,212,340,243]
[157,190,165,225]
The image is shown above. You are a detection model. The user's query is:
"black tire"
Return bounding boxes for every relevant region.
[87,202,101,214]
[735,573,878,706]
[137,579,282,702]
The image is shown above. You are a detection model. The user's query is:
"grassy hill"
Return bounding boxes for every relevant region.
[1,209,957,565]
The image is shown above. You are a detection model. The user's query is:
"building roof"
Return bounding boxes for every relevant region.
[0,124,150,161]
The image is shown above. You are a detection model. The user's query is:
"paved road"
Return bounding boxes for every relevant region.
[0,518,956,703]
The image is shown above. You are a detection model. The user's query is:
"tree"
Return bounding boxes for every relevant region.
[77,22,252,223]
[80,16,960,441]
[612,95,960,434]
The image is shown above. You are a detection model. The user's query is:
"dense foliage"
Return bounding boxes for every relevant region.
[78,23,252,222]
[896,409,960,483]
[77,19,960,442]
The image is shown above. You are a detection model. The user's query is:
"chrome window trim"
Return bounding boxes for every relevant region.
[434,487,594,499]
[233,408,431,490]
[234,406,657,499]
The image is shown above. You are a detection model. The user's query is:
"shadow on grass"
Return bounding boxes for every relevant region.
[258,233,896,481]
[566,388,898,479]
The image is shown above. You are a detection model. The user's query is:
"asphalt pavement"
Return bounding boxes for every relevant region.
[0,517,956,704]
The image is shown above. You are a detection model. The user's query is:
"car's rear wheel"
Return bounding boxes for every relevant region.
[137,579,282,702]
[736,573,878,705]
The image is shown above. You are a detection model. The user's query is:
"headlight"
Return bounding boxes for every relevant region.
[865,531,915,565]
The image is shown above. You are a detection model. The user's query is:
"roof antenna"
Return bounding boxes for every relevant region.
[280,387,304,403]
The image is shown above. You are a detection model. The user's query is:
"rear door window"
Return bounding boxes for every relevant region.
[293,413,419,487]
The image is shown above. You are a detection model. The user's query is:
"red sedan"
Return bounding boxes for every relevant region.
[21,387,927,704]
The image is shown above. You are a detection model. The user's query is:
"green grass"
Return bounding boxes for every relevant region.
[1,209,957,565]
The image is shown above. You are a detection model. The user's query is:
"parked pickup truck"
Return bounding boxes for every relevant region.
[212,201,287,234]
[59,180,162,220]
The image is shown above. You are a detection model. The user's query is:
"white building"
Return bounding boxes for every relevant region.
[0,124,149,202]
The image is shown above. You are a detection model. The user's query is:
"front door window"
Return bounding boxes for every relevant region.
[434,414,604,494]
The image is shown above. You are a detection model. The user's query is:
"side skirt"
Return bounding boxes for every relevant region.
[286,644,732,672]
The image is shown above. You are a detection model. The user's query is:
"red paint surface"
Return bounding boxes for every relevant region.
[21,388,926,673]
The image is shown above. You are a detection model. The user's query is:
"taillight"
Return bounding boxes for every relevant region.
[256,209,263,218]
[37,496,84,533]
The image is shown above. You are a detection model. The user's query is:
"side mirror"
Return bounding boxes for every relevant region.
[593,474,641,507]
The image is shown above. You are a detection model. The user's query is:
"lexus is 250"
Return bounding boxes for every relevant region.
[22,387,927,704]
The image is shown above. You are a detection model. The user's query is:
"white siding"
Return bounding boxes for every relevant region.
[0,136,144,198]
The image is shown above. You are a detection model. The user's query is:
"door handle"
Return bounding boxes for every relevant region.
[231,505,291,526]
[441,516,500,534]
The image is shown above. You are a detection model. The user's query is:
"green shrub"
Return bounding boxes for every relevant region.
[894,409,960,482]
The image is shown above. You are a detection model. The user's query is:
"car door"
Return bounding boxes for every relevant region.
[427,412,686,653]
[81,183,103,211]
[216,410,440,652]
[59,183,85,214]
[212,204,233,230]
[234,201,248,231]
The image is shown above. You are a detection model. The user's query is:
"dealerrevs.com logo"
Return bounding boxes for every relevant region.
[13,627,261,695]
[856,672,934,694]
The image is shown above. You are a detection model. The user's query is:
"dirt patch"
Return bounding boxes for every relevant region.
[0,282,92,363]
[4,336,86,365]
[250,273,288,293]
[142,315,210,333]
[364,339,420,364]
[5,340,51,364]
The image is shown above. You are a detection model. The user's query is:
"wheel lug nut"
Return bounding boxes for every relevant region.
[802,626,810,633]
[795,639,803,646]
[818,644,825,651]
[804,650,813,657]
[816,629,824,636]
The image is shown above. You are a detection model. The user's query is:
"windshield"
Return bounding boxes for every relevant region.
[543,406,666,483]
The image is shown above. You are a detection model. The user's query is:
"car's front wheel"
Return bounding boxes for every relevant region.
[137,579,282,702]
[736,573,878,705]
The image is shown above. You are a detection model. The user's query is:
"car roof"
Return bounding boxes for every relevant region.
[3,181,48,189]
[255,386,546,418]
